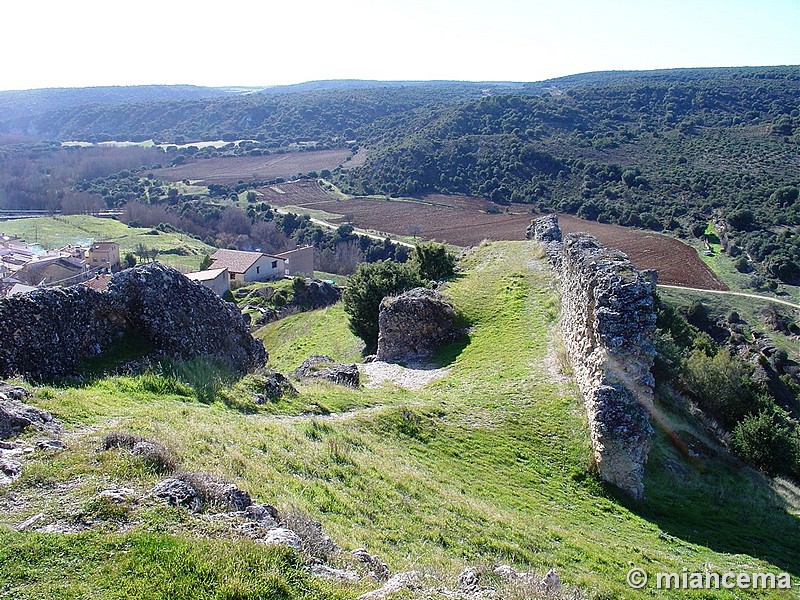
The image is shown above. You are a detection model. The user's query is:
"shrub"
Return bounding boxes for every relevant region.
[341,259,422,350]
[411,241,456,281]
[732,410,800,477]
[680,348,760,428]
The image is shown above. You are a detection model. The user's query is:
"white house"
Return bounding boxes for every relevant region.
[185,267,231,297]
[209,249,284,284]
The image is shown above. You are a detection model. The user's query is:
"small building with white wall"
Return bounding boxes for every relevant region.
[275,246,314,278]
[185,267,230,297]
[209,249,283,284]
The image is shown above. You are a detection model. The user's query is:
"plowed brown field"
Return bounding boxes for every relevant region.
[152,149,355,184]
[259,181,726,290]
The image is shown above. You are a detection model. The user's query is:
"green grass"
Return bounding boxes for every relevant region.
[0,530,357,599]
[2,241,799,598]
[256,303,365,374]
[691,223,800,305]
[1,215,216,272]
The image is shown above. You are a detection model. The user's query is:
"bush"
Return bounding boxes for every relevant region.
[411,241,455,281]
[342,260,422,350]
[680,348,760,428]
[100,432,177,474]
[732,410,800,477]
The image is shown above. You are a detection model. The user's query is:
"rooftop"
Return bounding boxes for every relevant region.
[186,268,228,282]
[211,249,273,274]
[90,242,119,251]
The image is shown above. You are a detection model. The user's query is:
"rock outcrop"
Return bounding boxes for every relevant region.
[294,355,360,387]
[0,263,266,380]
[376,287,462,363]
[0,383,59,439]
[531,215,656,499]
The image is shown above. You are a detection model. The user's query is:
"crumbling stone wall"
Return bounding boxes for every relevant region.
[0,263,266,380]
[530,215,656,499]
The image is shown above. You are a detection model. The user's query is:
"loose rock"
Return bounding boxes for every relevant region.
[262,527,303,550]
[352,548,390,581]
[0,384,59,439]
[151,477,202,512]
[294,355,360,387]
[357,571,422,600]
[311,564,361,583]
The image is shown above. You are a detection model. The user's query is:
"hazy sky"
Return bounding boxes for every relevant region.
[2,0,797,91]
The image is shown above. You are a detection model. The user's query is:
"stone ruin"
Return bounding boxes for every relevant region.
[529,215,656,499]
[376,287,463,364]
[0,263,266,380]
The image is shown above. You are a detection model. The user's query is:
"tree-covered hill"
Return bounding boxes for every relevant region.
[338,66,799,283]
[0,67,797,282]
[0,82,515,145]
[0,85,238,124]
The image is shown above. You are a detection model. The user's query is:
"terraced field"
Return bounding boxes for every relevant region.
[259,181,726,290]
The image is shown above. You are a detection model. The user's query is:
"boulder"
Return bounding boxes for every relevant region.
[262,527,303,550]
[376,288,463,363]
[0,384,59,439]
[0,263,266,380]
[151,477,203,512]
[252,370,297,404]
[294,355,360,388]
[108,263,266,373]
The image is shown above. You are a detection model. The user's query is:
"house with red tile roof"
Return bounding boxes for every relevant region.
[209,249,284,284]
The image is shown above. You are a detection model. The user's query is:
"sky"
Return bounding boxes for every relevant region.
[1,0,797,91]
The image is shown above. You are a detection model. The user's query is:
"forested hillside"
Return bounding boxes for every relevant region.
[339,66,799,283]
[0,67,797,282]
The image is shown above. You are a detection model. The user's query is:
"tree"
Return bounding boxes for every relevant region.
[199,254,213,271]
[123,253,137,269]
[412,241,455,281]
[342,260,422,351]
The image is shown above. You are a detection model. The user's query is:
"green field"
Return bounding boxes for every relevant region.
[1,241,798,598]
[1,215,216,272]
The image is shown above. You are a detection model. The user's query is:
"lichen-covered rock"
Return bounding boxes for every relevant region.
[0,285,126,380]
[251,370,297,403]
[262,527,303,550]
[352,548,390,581]
[108,263,266,372]
[294,355,360,387]
[311,564,361,583]
[0,263,266,380]
[531,215,655,499]
[0,383,59,439]
[376,288,463,363]
[0,458,22,484]
[358,571,422,600]
[151,477,203,512]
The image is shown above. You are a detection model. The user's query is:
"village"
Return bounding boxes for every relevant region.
[0,232,314,299]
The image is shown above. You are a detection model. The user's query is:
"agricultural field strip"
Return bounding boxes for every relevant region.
[658,284,800,310]
[270,206,414,248]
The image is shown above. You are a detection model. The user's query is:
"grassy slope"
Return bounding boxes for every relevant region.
[1,215,216,272]
[1,241,799,598]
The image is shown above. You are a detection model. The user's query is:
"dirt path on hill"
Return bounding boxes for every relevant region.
[658,284,800,310]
